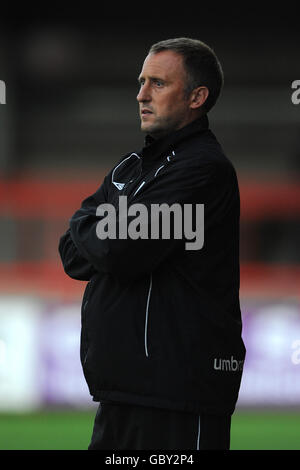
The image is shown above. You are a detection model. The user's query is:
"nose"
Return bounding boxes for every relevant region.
[137,82,151,103]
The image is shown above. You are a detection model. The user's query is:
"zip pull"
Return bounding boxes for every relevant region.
[167,150,175,162]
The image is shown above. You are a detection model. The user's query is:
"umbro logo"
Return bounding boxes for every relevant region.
[113,182,125,190]
[214,356,244,372]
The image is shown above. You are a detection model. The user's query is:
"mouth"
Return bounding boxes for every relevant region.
[141,109,153,116]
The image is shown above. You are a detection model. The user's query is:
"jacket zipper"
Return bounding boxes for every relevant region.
[115,153,174,357]
[144,273,152,358]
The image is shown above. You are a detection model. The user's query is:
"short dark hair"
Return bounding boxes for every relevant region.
[149,37,224,113]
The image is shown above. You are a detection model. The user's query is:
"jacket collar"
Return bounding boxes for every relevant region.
[139,114,209,172]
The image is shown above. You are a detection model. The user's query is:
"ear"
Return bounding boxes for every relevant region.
[189,86,209,110]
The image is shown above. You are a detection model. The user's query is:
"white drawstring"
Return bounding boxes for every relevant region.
[196,416,201,450]
[133,181,145,196]
[144,274,152,358]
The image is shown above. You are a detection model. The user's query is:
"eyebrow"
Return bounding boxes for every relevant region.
[138,75,165,83]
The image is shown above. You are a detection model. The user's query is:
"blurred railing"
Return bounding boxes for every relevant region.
[0,175,299,299]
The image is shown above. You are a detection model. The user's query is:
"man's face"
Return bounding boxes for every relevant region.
[137,50,193,139]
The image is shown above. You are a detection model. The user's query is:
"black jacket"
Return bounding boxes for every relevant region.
[59,115,246,415]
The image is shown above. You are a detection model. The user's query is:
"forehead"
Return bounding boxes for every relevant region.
[139,50,186,80]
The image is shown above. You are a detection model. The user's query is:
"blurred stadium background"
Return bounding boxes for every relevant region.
[0,10,299,450]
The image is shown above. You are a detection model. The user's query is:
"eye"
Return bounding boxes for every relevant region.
[154,79,164,87]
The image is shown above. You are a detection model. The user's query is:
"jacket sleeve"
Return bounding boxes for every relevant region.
[58,228,97,281]
[58,176,110,281]
[69,158,220,280]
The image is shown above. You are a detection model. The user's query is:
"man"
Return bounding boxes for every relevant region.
[59,37,246,450]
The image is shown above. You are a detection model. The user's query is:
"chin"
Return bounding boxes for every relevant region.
[140,124,149,133]
[141,123,162,138]
[141,124,155,135]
